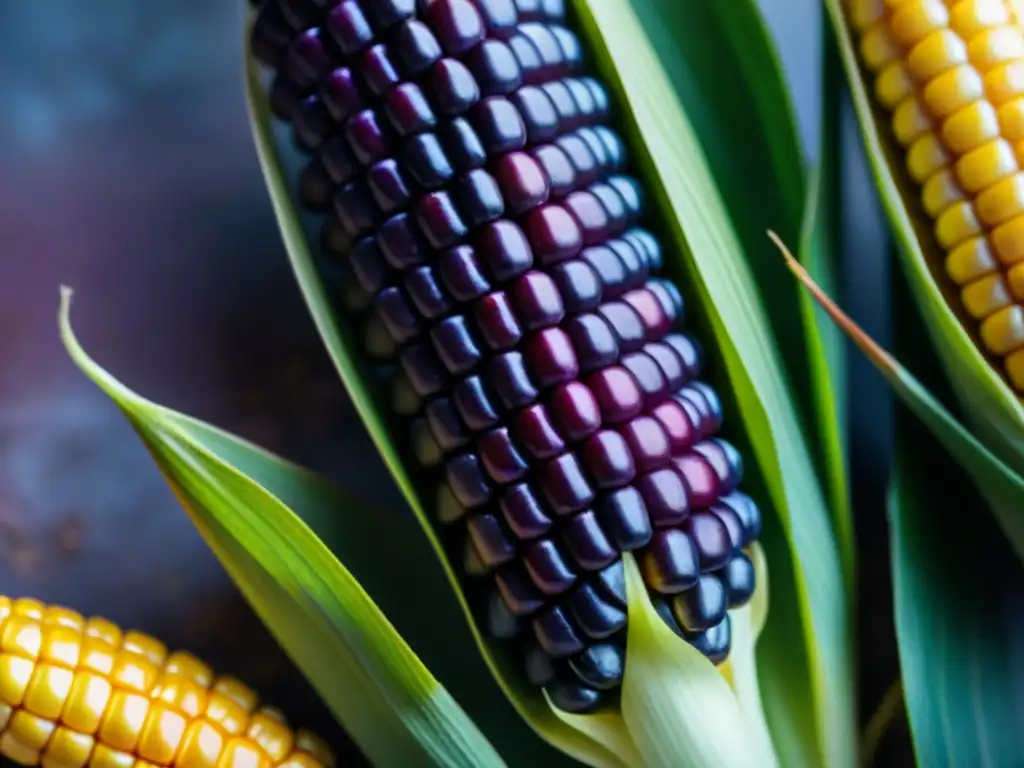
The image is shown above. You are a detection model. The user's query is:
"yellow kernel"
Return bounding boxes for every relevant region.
[968,26,1024,70]
[893,98,934,145]
[151,675,208,718]
[992,213,1024,263]
[0,597,12,624]
[212,678,258,712]
[258,706,285,723]
[0,655,36,706]
[3,616,43,660]
[0,731,40,766]
[122,632,167,667]
[41,727,94,768]
[24,663,74,720]
[8,709,57,752]
[83,618,120,648]
[877,64,916,108]
[1012,99,1024,140]
[924,65,986,118]
[942,100,1000,154]
[1005,346,1024,388]
[98,690,150,753]
[908,30,968,81]
[87,744,135,768]
[946,236,998,283]
[950,0,1009,38]
[248,711,295,762]
[890,0,950,47]
[985,60,1024,104]
[40,626,82,670]
[62,672,112,735]
[850,0,887,30]
[78,639,115,677]
[178,720,226,766]
[296,730,335,768]
[206,693,250,736]
[137,704,187,765]
[961,273,1013,318]
[981,304,1024,353]
[861,23,901,70]
[13,599,45,621]
[0,703,12,729]
[975,172,1024,224]
[936,200,983,247]
[220,738,273,768]
[42,606,85,632]
[907,134,950,181]
[955,139,1018,192]
[923,168,966,215]
[1006,263,1024,299]
[163,652,213,688]
[110,650,159,694]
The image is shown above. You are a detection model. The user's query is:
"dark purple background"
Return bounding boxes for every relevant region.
[0,0,899,764]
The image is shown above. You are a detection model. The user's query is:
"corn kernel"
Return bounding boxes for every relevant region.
[24,664,74,720]
[151,675,208,718]
[0,731,40,766]
[41,727,93,768]
[221,738,273,768]
[62,672,112,735]
[942,101,1000,154]
[1005,262,1024,299]
[205,693,249,736]
[961,273,1012,318]
[908,133,950,181]
[969,26,1024,70]
[908,30,968,81]
[162,652,212,688]
[946,236,998,283]
[984,60,1024,104]
[992,213,1024,264]
[894,98,935,145]
[3,616,44,660]
[248,711,294,762]
[851,0,887,31]
[136,704,187,764]
[889,0,950,47]
[84,619,120,649]
[88,744,135,768]
[955,139,1018,192]
[1005,346,1024,388]
[110,651,158,694]
[924,65,986,117]
[0,656,36,707]
[949,0,1009,38]
[923,168,966,215]
[975,171,1024,225]
[98,691,149,753]
[40,626,81,670]
[878,63,917,107]
[42,607,84,632]
[981,304,1024,353]
[13,600,45,622]
[177,720,225,766]
[862,24,901,70]
[936,200,983,247]
[78,640,115,678]
[8,709,57,752]
[121,633,167,668]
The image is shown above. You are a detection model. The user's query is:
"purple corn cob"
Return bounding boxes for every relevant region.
[249,0,762,714]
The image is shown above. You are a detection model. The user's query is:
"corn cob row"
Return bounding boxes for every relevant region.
[249,0,762,713]
[0,596,333,768]
[848,0,1024,393]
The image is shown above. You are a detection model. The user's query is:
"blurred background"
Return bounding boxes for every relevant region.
[0,0,898,764]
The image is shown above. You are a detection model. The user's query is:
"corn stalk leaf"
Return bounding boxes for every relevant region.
[781,249,1024,563]
[571,1,855,765]
[889,269,1024,766]
[59,288,507,768]
[823,0,1024,475]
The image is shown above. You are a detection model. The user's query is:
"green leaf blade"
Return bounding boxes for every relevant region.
[60,287,507,768]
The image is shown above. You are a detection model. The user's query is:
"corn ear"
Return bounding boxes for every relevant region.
[0,596,333,768]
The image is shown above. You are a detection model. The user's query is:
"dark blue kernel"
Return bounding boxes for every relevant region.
[415,191,469,249]
[523,539,577,596]
[367,159,414,215]
[383,82,437,137]
[510,86,560,143]
[332,181,379,238]
[487,588,523,637]
[533,606,585,657]
[430,315,483,375]
[364,0,416,30]
[446,453,493,508]
[560,511,617,572]
[438,118,489,172]
[403,133,455,190]
[500,482,553,540]
[393,20,443,75]
[326,1,374,56]
[597,487,652,551]
[422,0,485,56]
[488,351,539,410]
[546,681,601,714]
[453,375,501,431]
[298,159,334,211]
[721,552,757,606]
[374,286,421,345]
[565,584,626,640]
[348,238,389,295]
[568,643,625,690]
[524,644,557,687]
[564,313,618,374]
[453,169,505,228]
[496,563,545,616]
[319,136,359,186]
[426,397,469,452]
[549,260,602,314]
[467,513,517,567]
[471,97,527,154]
[378,213,428,270]
[474,220,534,282]
[672,575,728,633]
[358,44,402,96]
[404,265,451,320]
[439,245,492,301]
[398,342,446,397]
[293,96,333,152]
[424,59,480,116]
[540,453,594,516]
[465,39,523,96]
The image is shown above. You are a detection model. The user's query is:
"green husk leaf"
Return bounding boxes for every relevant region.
[781,249,1024,562]
[890,399,1024,766]
[888,264,1024,767]
[824,0,1024,473]
[244,21,622,767]
[571,0,855,765]
[619,554,776,768]
[59,288,505,768]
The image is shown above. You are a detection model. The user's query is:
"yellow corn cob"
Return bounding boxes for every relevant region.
[0,596,335,768]
[848,0,1024,392]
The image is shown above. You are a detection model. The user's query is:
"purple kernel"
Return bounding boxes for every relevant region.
[683,511,733,572]
[565,585,626,641]
[622,351,670,407]
[510,271,564,331]
[430,315,482,375]
[378,213,427,270]
[547,381,601,442]
[492,152,550,216]
[532,144,576,198]
[550,260,602,314]
[533,607,585,657]
[523,540,577,596]
[384,83,437,137]
[425,58,481,116]
[673,452,720,509]
[488,351,539,409]
[473,291,523,350]
[500,483,553,539]
[374,287,420,345]
[453,169,505,228]
[540,453,594,516]
[496,563,545,615]
[560,510,617,571]
[636,468,689,528]
[587,366,643,424]
[524,204,583,264]
[446,453,493,508]
[619,416,672,473]
[392,20,443,75]
[581,431,636,490]
[367,159,414,215]
[513,404,565,460]
[423,0,485,55]
[426,398,469,452]
[467,513,517,567]
[319,136,359,186]
[598,302,646,353]
[415,191,468,249]
[524,327,579,388]
[511,86,560,143]
[471,97,527,153]
[398,342,446,397]
[564,313,618,373]
[403,133,455,190]
[641,528,700,594]
[359,44,402,96]
[326,1,374,55]
[320,68,364,124]
[465,39,523,96]
[440,245,492,301]
[453,375,500,431]
[475,220,534,282]
[479,427,530,484]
